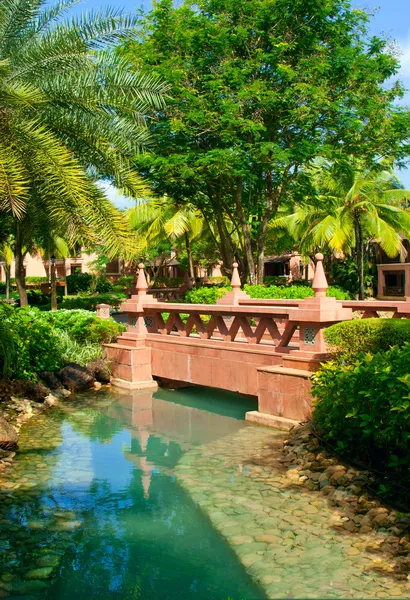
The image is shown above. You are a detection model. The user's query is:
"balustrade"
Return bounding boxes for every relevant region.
[142,301,298,348]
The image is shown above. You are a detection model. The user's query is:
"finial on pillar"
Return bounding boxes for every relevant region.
[231,262,241,291]
[312,253,328,297]
[136,263,148,295]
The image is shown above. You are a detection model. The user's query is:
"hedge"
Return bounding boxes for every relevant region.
[184,284,352,304]
[324,318,410,360]
[311,344,410,486]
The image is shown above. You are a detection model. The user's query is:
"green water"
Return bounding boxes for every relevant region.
[0,387,266,600]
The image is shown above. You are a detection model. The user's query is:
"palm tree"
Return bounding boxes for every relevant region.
[0,0,167,305]
[273,159,410,299]
[128,196,204,278]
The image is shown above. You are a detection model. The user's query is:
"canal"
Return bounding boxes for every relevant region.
[0,387,265,600]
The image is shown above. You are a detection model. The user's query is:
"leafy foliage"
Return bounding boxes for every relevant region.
[42,309,125,344]
[66,272,93,294]
[53,330,103,367]
[6,307,62,379]
[184,286,230,305]
[121,0,410,281]
[325,318,410,360]
[1,306,124,379]
[311,344,410,486]
[0,0,168,306]
[185,284,351,303]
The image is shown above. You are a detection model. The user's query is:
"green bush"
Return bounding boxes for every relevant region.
[152,277,184,288]
[117,276,134,292]
[42,309,126,343]
[66,272,92,294]
[185,286,230,304]
[6,307,62,379]
[325,318,410,360]
[263,276,289,286]
[206,276,230,286]
[244,284,314,299]
[58,292,126,311]
[53,330,103,366]
[94,276,114,293]
[184,283,352,304]
[1,306,124,380]
[311,344,410,484]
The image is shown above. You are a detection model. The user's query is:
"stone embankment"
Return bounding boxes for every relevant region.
[0,359,111,472]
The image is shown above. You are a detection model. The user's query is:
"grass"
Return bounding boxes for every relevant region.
[54,330,103,366]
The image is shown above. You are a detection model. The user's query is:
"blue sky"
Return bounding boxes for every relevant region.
[64,0,410,201]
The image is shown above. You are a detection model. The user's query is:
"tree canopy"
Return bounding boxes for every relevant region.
[121,0,410,282]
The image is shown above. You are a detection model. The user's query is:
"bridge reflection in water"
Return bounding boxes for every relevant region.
[104,386,257,497]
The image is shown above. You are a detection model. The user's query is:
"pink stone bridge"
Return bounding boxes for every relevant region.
[103,256,410,430]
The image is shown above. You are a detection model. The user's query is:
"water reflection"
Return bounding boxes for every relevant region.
[0,387,264,600]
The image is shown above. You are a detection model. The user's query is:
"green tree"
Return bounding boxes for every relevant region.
[129,196,204,278]
[121,0,410,283]
[0,0,166,304]
[273,160,410,298]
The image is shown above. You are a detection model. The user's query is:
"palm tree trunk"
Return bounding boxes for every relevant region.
[355,216,365,300]
[15,222,28,306]
[5,264,10,302]
[50,261,57,311]
[185,232,195,279]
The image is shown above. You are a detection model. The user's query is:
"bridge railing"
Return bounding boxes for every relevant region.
[142,301,299,348]
[117,256,410,358]
[238,298,410,318]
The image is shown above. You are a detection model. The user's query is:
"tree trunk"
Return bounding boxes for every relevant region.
[215,209,235,272]
[5,264,10,302]
[14,222,28,306]
[355,216,365,300]
[234,179,255,284]
[51,261,57,311]
[185,232,194,279]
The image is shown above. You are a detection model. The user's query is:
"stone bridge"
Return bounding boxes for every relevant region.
[103,256,410,430]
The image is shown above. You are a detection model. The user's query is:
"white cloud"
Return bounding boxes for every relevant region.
[96,180,134,210]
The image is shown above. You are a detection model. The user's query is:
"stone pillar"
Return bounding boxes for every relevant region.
[217,262,251,306]
[405,265,410,299]
[96,303,110,320]
[103,263,158,390]
[377,265,385,298]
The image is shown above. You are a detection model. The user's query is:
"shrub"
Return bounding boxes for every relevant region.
[152,277,184,288]
[330,257,375,296]
[6,307,62,379]
[42,309,126,343]
[244,284,314,299]
[324,318,410,360]
[66,272,92,294]
[53,330,103,366]
[185,286,230,304]
[263,276,289,286]
[1,306,124,380]
[327,285,353,300]
[206,276,230,286]
[0,282,6,294]
[58,292,126,311]
[117,276,134,292]
[311,344,410,485]
[94,276,114,293]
